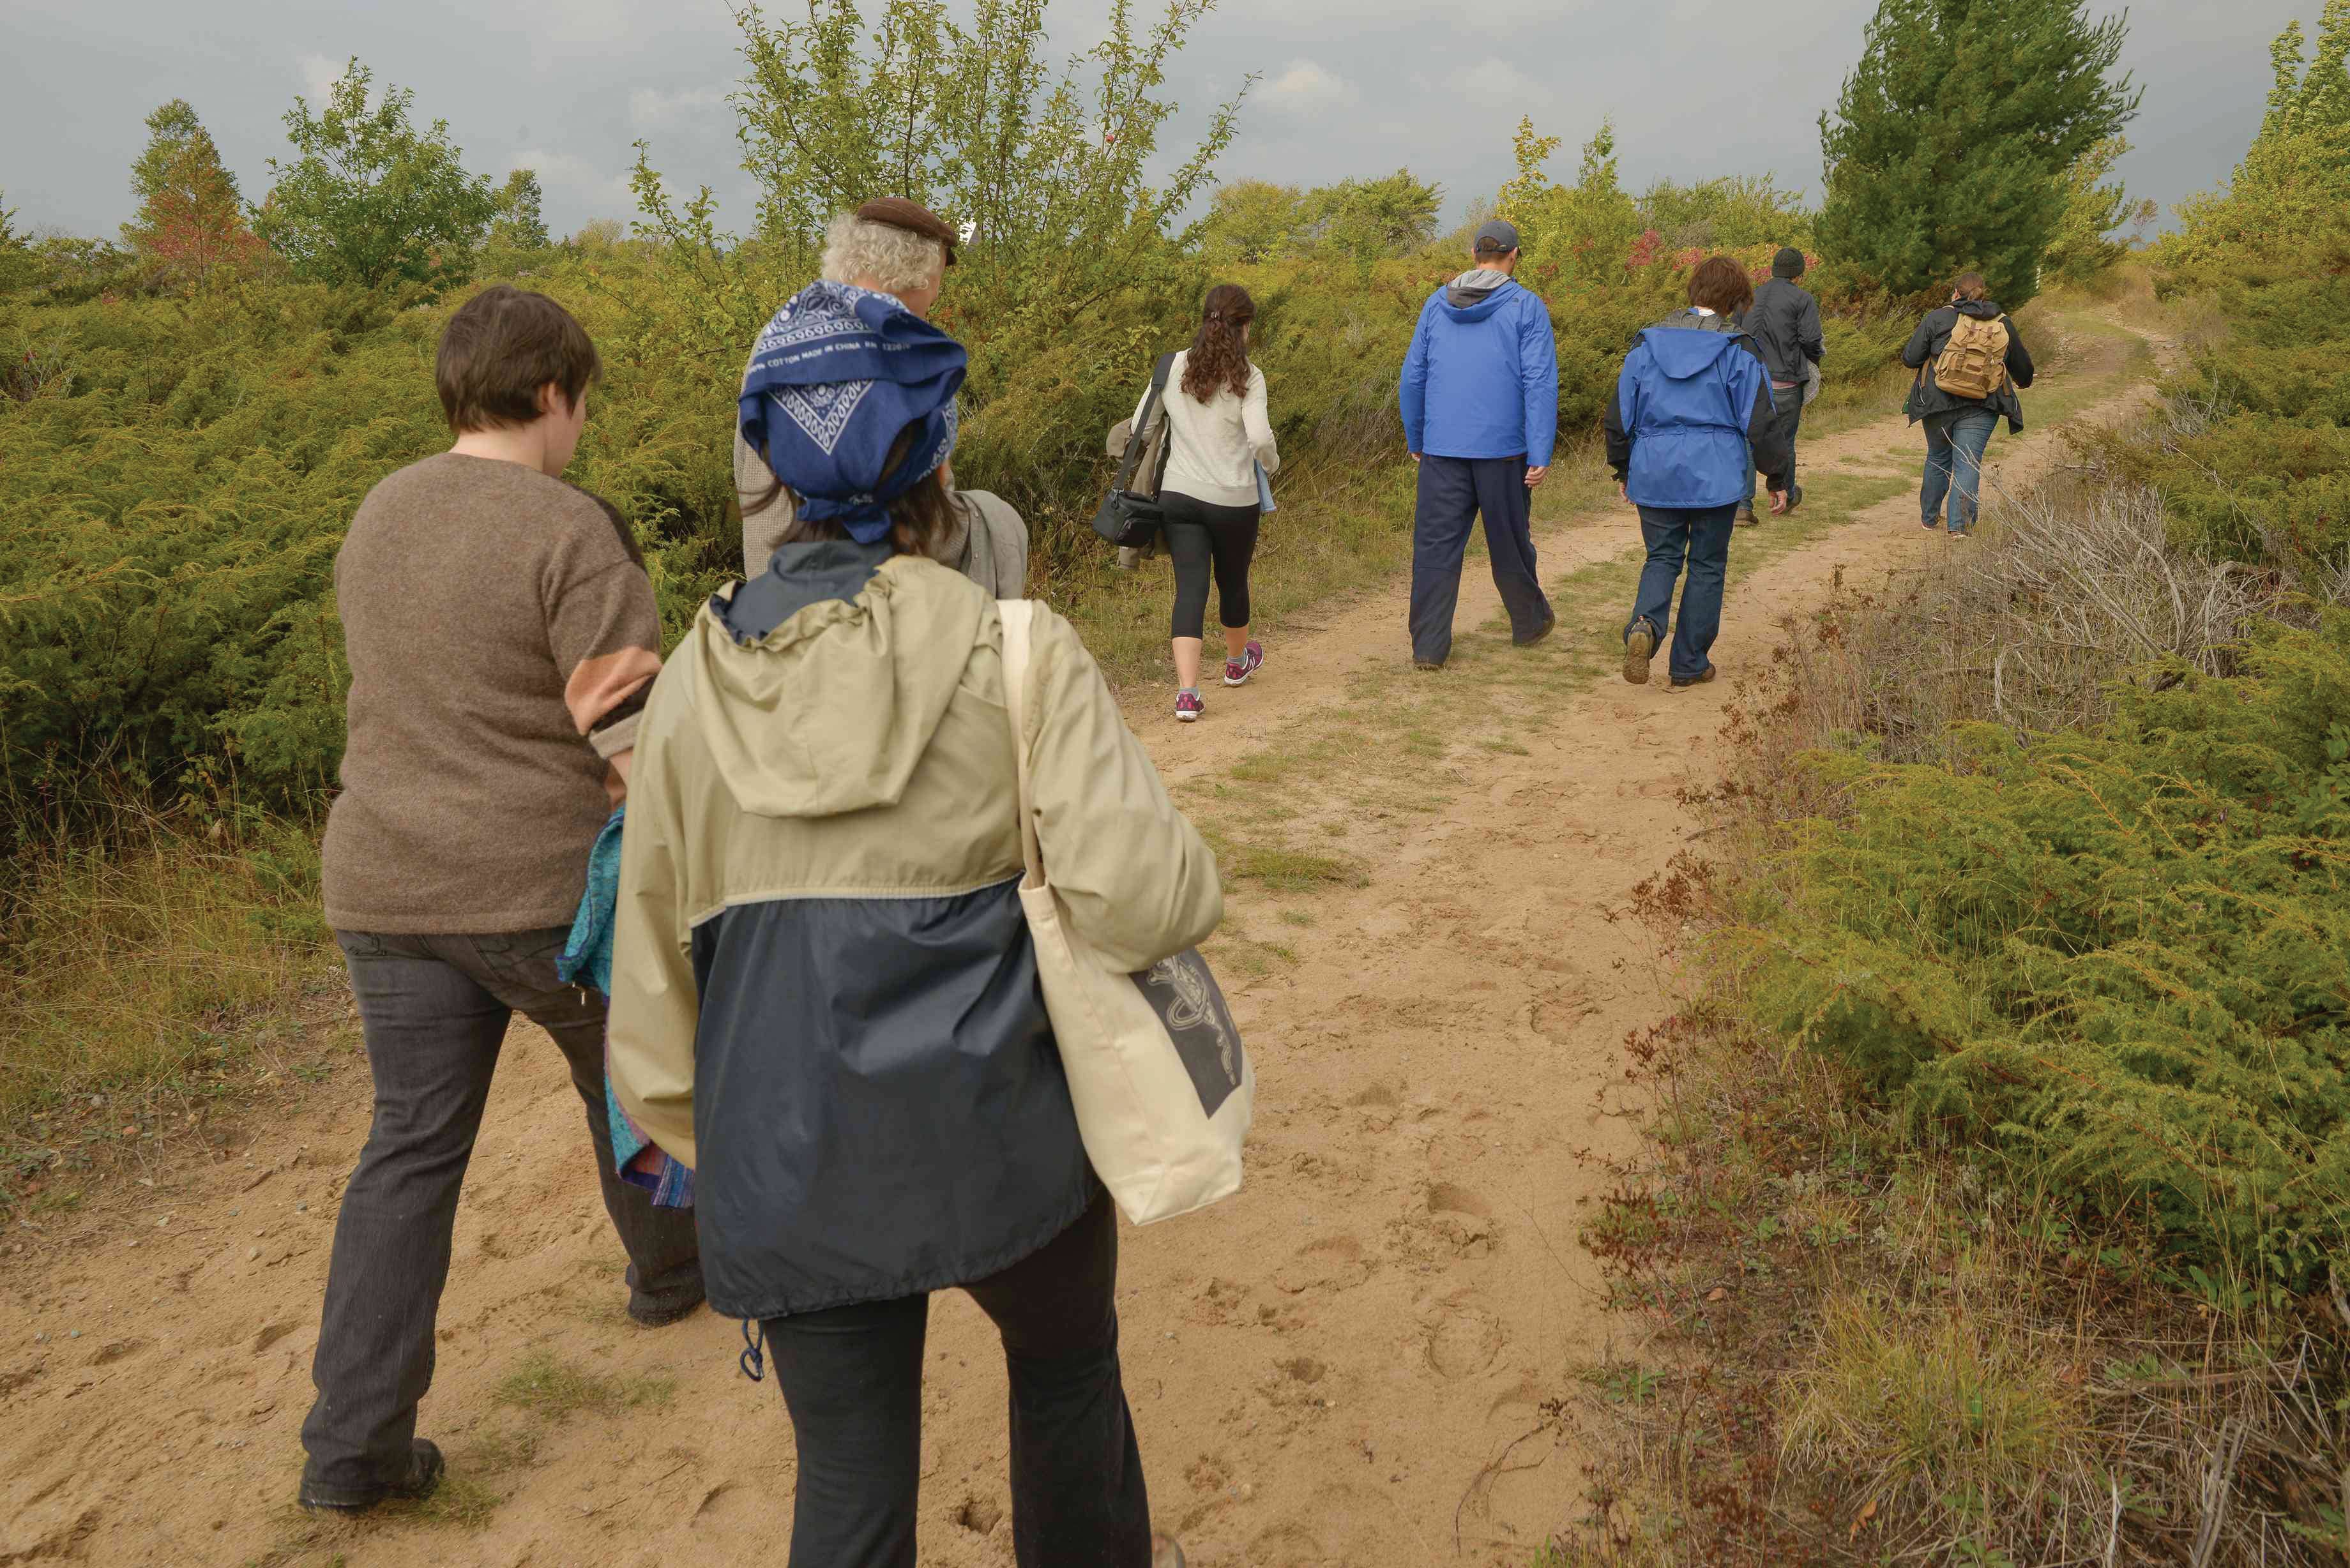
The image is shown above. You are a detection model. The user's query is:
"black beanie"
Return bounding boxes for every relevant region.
[1772,246,1807,279]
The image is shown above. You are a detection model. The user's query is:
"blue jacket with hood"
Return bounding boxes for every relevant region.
[1398,275,1559,467]
[1604,311,1791,509]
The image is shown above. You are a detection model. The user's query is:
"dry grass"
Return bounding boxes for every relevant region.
[0,800,344,1214]
[1766,463,2284,768]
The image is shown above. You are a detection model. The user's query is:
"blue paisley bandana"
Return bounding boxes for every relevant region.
[738,282,967,545]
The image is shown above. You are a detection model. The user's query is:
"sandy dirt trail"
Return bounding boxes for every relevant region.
[1,321,2162,1568]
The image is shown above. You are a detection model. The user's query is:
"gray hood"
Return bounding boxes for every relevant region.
[1446,267,1517,308]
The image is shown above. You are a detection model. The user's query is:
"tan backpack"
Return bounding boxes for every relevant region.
[1933,313,2010,401]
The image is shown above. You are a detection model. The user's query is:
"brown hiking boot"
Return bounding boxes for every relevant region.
[1623,620,1657,685]
[1666,665,1718,692]
[1734,503,1758,527]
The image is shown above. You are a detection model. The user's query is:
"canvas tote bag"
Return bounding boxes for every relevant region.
[997,599,1252,1224]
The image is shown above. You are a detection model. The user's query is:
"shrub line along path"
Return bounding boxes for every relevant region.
[0,317,2163,1568]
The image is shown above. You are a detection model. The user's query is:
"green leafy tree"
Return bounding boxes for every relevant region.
[1816,0,2140,306]
[1300,169,1443,274]
[488,168,551,250]
[2040,134,2153,284]
[723,0,1248,272]
[121,100,261,289]
[1199,179,1305,264]
[1496,117,1644,283]
[254,59,496,291]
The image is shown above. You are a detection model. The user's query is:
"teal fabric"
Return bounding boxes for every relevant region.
[561,810,694,1208]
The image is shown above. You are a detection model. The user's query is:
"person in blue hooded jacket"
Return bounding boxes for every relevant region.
[1603,257,1793,690]
[1397,217,1559,670]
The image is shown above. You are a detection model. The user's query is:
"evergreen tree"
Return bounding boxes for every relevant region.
[254,59,496,292]
[2169,2,2350,282]
[1816,0,2139,305]
[121,100,261,289]
[489,169,551,251]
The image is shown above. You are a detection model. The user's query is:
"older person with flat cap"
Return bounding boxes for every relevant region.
[735,197,1029,595]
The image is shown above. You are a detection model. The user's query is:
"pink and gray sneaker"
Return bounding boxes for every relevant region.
[1224,640,1265,687]
[1175,689,1204,722]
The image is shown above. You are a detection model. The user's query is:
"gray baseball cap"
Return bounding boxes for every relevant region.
[1473,217,1521,253]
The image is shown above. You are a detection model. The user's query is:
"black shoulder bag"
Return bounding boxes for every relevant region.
[1092,352,1177,548]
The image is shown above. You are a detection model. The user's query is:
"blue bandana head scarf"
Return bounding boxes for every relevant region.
[738,282,967,545]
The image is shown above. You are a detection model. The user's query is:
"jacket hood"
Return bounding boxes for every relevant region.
[686,543,985,818]
[1437,272,1521,319]
[1640,312,1747,379]
[1955,298,2004,320]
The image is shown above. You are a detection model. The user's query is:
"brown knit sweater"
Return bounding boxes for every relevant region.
[322,452,660,934]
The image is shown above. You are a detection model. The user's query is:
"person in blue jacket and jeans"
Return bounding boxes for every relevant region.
[1604,256,1793,690]
[1397,217,1558,670]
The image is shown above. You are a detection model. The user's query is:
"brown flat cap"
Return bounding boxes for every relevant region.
[855,197,958,266]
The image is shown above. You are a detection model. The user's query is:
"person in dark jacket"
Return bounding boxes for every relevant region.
[1397,216,1559,670]
[610,278,1209,1568]
[1605,256,1793,690]
[1738,246,1823,526]
[1900,271,2036,538]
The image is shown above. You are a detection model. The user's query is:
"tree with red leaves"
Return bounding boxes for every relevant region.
[122,100,261,290]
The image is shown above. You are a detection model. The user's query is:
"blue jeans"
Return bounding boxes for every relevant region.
[1626,504,1737,682]
[1921,408,1998,532]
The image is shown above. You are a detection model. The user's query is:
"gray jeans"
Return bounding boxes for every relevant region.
[300,928,703,1491]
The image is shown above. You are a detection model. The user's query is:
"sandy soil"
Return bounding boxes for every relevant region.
[0,322,2162,1568]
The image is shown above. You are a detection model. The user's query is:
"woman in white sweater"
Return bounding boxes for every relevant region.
[1132,284,1279,721]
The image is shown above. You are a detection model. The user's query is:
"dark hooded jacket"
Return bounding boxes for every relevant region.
[1604,311,1793,508]
[1744,273,1824,388]
[1901,299,2036,432]
[607,544,1222,1320]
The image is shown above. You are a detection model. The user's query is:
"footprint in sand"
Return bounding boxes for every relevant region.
[1272,1233,1370,1295]
[1421,1292,1506,1380]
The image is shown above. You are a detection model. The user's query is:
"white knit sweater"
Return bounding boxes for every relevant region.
[1133,350,1279,509]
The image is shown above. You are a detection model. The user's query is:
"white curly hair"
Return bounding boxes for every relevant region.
[821,213,946,293]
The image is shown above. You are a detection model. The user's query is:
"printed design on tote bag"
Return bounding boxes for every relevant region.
[1134,951,1242,1116]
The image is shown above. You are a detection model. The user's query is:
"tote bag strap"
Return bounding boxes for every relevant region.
[997,599,1045,887]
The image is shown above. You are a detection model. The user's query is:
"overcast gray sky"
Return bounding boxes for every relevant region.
[0,1,2319,245]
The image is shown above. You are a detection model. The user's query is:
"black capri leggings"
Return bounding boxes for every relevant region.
[1162,490,1261,641]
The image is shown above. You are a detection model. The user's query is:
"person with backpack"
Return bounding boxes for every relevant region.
[1605,257,1793,690]
[1398,217,1559,670]
[1125,283,1279,721]
[1900,271,2036,538]
[1737,246,1823,526]
[610,275,1213,1568]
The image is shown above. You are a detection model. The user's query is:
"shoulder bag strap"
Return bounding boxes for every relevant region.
[1113,353,1178,491]
[997,600,1044,886]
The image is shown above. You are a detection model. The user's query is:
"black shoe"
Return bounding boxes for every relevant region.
[1512,615,1556,649]
[628,1289,706,1328]
[299,1439,445,1514]
[1666,665,1718,692]
[1413,658,1444,672]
